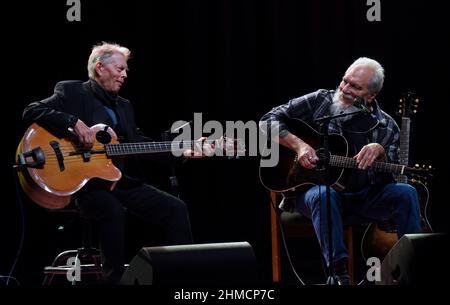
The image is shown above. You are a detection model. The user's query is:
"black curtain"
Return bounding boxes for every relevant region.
[2,0,448,285]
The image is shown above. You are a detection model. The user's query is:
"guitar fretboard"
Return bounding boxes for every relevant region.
[105,140,213,156]
[330,155,406,175]
[399,117,411,165]
[397,116,411,183]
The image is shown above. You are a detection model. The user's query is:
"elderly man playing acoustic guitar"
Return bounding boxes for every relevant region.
[260,57,422,285]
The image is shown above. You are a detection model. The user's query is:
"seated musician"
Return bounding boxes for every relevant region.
[259,57,422,285]
[22,42,211,284]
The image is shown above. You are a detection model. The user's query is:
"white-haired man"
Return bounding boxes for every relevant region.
[260,57,422,285]
[23,42,195,284]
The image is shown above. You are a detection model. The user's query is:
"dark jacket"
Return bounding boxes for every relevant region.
[23,79,146,141]
[23,79,148,184]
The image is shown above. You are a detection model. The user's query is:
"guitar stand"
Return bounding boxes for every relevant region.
[42,212,103,285]
[42,247,103,285]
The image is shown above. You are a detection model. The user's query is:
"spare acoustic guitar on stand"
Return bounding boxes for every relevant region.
[361,92,434,261]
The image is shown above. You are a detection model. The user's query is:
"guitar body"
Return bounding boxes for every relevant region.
[259,118,349,193]
[361,180,433,261]
[361,223,397,261]
[16,123,121,209]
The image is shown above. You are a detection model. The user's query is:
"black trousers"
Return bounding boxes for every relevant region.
[77,183,193,284]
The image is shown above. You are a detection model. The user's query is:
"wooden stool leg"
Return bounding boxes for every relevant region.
[270,192,281,282]
[344,227,354,284]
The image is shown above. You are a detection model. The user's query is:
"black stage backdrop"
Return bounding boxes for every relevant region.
[1,0,449,287]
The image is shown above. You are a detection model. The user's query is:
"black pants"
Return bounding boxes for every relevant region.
[77,184,193,284]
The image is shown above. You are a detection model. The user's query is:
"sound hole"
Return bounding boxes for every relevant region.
[96,130,112,144]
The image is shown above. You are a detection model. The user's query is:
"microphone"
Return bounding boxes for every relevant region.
[16,147,45,169]
[162,120,193,141]
[169,120,193,133]
[353,97,371,114]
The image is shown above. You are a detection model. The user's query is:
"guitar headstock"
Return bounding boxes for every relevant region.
[397,92,420,118]
[214,137,246,157]
[407,163,434,185]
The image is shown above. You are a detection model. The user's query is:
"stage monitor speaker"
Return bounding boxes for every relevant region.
[378,233,449,285]
[120,241,258,285]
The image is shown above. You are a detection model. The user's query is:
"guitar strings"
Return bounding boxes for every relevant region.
[30,138,237,153]
[35,139,234,158]
[39,157,108,164]
[33,139,224,149]
[37,140,223,155]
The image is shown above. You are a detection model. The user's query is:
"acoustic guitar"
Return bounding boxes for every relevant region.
[16,123,244,209]
[361,92,433,261]
[259,118,430,194]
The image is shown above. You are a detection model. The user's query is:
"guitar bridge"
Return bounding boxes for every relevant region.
[82,151,91,162]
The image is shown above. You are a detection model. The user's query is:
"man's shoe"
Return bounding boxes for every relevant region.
[333,258,350,285]
[336,273,350,285]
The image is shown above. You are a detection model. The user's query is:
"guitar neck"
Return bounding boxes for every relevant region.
[399,117,411,166]
[397,117,411,183]
[330,155,407,175]
[105,140,212,156]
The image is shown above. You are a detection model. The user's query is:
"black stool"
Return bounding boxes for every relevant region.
[42,206,103,285]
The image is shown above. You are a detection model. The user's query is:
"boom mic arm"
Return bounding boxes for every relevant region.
[353,97,371,114]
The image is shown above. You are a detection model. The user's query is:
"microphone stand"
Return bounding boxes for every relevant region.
[162,120,193,198]
[314,108,366,285]
[161,130,180,198]
[8,147,46,285]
